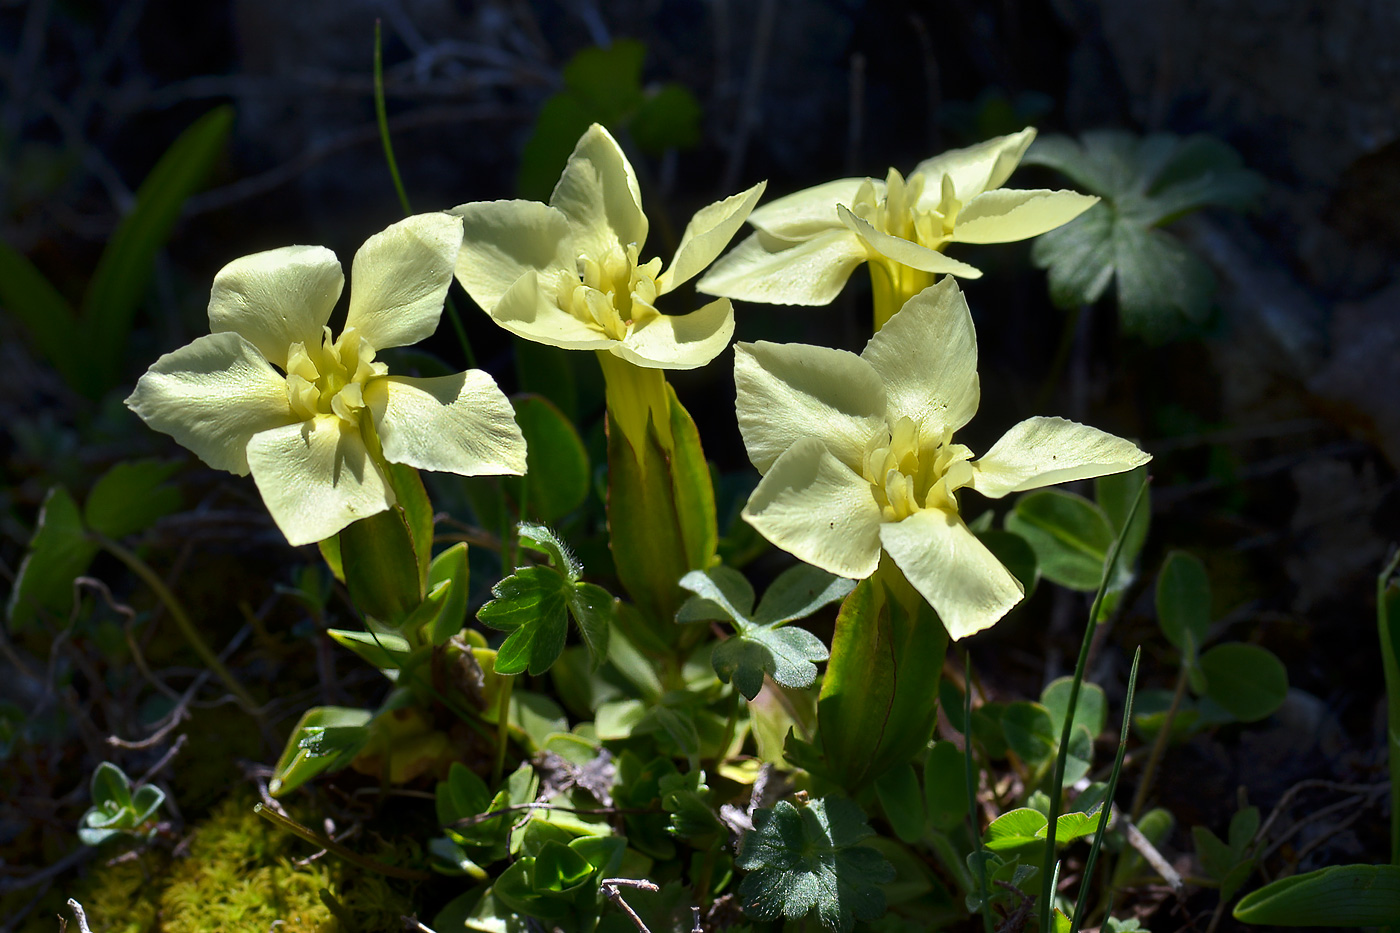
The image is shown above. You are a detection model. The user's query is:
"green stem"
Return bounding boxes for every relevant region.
[254,803,431,880]
[373,20,476,370]
[97,535,260,716]
[965,650,994,933]
[1040,477,1149,933]
[868,258,935,332]
[1129,662,1189,822]
[596,350,672,457]
[373,20,412,216]
[1032,304,1084,415]
[1071,647,1141,933]
[492,673,514,787]
[1377,547,1400,864]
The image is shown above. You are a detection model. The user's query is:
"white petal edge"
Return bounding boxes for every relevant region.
[696,229,869,305]
[880,509,1024,640]
[951,188,1100,244]
[451,199,575,311]
[245,415,395,547]
[368,372,527,477]
[549,123,648,259]
[861,277,979,437]
[125,332,298,475]
[208,245,343,370]
[837,205,984,278]
[912,128,1036,205]
[612,297,734,370]
[486,270,617,351]
[746,177,875,241]
[969,416,1152,499]
[742,437,884,581]
[657,180,767,295]
[735,340,886,474]
[345,212,463,351]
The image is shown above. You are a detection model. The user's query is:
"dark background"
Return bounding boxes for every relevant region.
[3,0,1399,927]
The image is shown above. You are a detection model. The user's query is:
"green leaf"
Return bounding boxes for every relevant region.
[975,528,1040,599]
[1156,550,1211,659]
[82,106,233,393]
[752,563,857,627]
[1001,702,1057,765]
[129,784,165,824]
[630,83,702,154]
[269,706,372,796]
[7,486,100,632]
[518,523,583,581]
[425,543,470,646]
[384,461,435,591]
[90,762,133,811]
[506,395,589,522]
[479,566,570,676]
[679,563,848,700]
[711,625,829,700]
[1096,465,1150,582]
[1026,130,1262,343]
[514,340,579,425]
[1041,677,1108,739]
[327,628,412,670]
[340,507,423,625]
[533,840,594,894]
[562,40,646,120]
[1233,863,1400,926]
[0,240,88,394]
[436,762,492,826]
[1199,643,1288,722]
[565,581,613,671]
[922,741,968,833]
[874,763,925,844]
[83,460,181,539]
[983,807,1103,852]
[1005,489,1115,591]
[736,796,895,933]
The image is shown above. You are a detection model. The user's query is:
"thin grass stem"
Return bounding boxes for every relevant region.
[1039,476,1149,933]
[1071,646,1141,932]
[965,649,994,933]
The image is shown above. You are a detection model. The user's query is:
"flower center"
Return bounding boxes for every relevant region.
[556,242,662,341]
[861,416,974,522]
[850,168,962,251]
[283,326,388,423]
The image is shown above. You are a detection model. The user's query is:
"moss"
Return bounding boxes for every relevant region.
[60,791,418,933]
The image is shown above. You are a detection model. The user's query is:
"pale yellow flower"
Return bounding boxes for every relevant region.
[699,128,1097,327]
[451,124,765,370]
[126,213,527,546]
[735,278,1149,638]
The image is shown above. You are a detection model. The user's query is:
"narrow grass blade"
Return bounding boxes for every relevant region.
[965,649,994,933]
[1071,645,1141,932]
[1378,547,1400,864]
[1040,475,1149,932]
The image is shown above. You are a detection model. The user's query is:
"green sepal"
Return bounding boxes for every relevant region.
[339,506,423,625]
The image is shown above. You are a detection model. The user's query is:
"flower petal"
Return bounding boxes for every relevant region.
[879,509,1024,640]
[746,177,873,240]
[549,124,648,258]
[860,277,979,437]
[208,245,343,369]
[742,437,884,580]
[125,332,298,475]
[657,181,767,295]
[344,212,463,351]
[451,199,574,311]
[951,188,1099,244]
[735,340,885,473]
[696,229,869,305]
[611,296,734,370]
[970,416,1151,499]
[912,128,1036,203]
[367,372,527,476]
[486,270,616,351]
[837,205,984,278]
[245,415,395,546]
